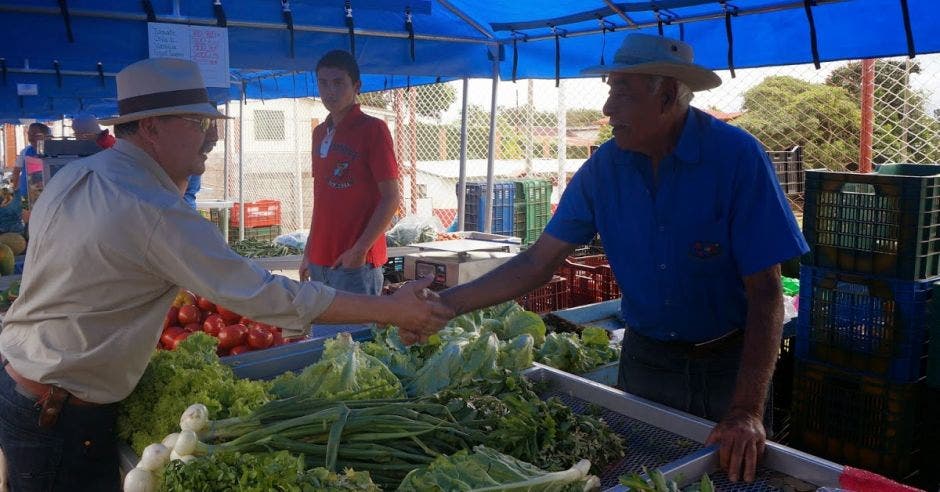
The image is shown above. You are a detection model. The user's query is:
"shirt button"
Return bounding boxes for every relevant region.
[659,264,667,270]
[669,331,678,339]
[664,299,671,306]
[658,225,666,232]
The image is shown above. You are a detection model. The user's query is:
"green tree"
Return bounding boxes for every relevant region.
[732,76,860,170]
[566,108,604,127]
[826,60,940,164]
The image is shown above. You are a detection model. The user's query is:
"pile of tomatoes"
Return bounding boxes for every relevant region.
[159,290,301,356]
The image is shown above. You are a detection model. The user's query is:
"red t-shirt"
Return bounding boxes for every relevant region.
[308,105,399,267]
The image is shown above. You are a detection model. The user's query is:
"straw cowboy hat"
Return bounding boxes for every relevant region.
[582,33,721,91]
[100,58,226,126]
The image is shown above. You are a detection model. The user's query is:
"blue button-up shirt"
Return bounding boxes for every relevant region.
[545,107,808,343]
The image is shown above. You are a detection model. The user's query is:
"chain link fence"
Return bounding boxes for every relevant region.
[131,53,940,239]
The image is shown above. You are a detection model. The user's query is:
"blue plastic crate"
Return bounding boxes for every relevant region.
[796,265,931,381]
[459,182,516,236]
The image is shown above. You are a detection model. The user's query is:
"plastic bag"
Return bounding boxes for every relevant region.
[385,215,442,247]
[782,294,798,324]
[274,229,309,250]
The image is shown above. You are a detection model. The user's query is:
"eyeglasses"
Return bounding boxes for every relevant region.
[174,115,213,132]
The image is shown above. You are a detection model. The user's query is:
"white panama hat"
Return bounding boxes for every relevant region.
[100,58,227,126]
[581,33,721,91]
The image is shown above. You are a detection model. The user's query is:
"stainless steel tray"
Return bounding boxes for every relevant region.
[524,364,842,491]
[551,300,625,331]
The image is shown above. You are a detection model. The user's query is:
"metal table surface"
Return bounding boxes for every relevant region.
[524,364,843,491]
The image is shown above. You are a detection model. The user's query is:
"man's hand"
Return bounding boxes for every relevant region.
[332,247,368,269]
[299,262,310,281]
[705,408,766,482]
[387,276,453,344]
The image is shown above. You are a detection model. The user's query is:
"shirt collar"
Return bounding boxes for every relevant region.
[670,107,704,165]
[112,139,182,195]
[326,104,363,131]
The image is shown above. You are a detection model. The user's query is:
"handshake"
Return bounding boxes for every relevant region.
[384,276,456,345]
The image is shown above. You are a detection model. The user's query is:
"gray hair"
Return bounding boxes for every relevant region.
[647,75,694,110]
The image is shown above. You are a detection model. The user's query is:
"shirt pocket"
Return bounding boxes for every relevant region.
[681,218,731,277]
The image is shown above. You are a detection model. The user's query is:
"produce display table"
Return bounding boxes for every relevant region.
[119,361,844,491]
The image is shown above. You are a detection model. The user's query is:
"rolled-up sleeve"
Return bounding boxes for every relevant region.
[144,203,336,335]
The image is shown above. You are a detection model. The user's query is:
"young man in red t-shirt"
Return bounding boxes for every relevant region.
[300,50,401,295]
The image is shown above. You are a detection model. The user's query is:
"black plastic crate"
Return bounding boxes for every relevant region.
[767,146,804,197]
[791,359,922,479]
[797,265,931,381]
[801,167,940,280]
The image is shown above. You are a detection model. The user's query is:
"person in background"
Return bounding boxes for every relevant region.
[72,114,116,149]
[182,120,217,209]
[12,122,50,194]
[0,58,451,491]
[438,34,808,483]
[299,50,401,296]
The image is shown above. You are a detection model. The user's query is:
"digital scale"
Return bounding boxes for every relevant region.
[404,233,521,288]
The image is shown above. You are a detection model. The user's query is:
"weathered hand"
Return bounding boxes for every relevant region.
[331,247,367,269]
[389,276,453,344]
[299,262,310,281]
[705,409,766,482]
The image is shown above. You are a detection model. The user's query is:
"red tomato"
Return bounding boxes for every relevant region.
[202,314,226,337]
[178,305,201,325]
[161,326,185,348]
[271,331,285,346]
[247,326,274,350]
[216,306,242,324]
[228,345,251,356]
[169,331,192,350]
[218,324,248,350]
[239,317,254,327]
[216,345,230,357]
[183,323,202,333]
[196,296,216,312]
[163,306,180,329]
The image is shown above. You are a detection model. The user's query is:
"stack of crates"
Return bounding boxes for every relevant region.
[459,182,515,236]
[227,199,282,244]
[793,165,940,480]
[512,179,553,244]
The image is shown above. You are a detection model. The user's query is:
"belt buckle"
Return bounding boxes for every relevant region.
[37,386,69,428]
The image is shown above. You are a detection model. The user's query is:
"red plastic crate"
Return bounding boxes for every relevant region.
[556,254,620,307]
[230,200,282,228]
[516,275,570,314]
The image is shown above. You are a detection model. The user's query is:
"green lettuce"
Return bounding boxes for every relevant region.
[396,445,600,491]
[270,332,405,400]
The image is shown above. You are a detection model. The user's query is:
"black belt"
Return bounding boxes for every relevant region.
[626,328,744,357]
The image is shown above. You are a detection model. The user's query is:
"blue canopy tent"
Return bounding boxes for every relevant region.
[1,0,939,228]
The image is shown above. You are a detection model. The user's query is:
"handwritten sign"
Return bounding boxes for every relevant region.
[148,23,229,88]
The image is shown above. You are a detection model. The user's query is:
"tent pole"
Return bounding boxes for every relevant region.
[457,77,469,232]
[484,57,499,234]
[223,100,229,202]
[238,93,245,241]
[556,80,567,198]
[859,58,875,173]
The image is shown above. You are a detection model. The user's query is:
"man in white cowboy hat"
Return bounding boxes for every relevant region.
[0,58,452,490]
[440,33,807,482]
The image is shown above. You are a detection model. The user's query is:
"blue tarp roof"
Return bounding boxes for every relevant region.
[1,0,939,120]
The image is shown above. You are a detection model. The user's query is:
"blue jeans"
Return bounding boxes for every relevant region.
[308,263,383,296]
[0,368,120,492]
[618,328,772,432]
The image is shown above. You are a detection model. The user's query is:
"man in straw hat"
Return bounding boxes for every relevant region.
[0,58,452,489]
[440,33,807,482]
